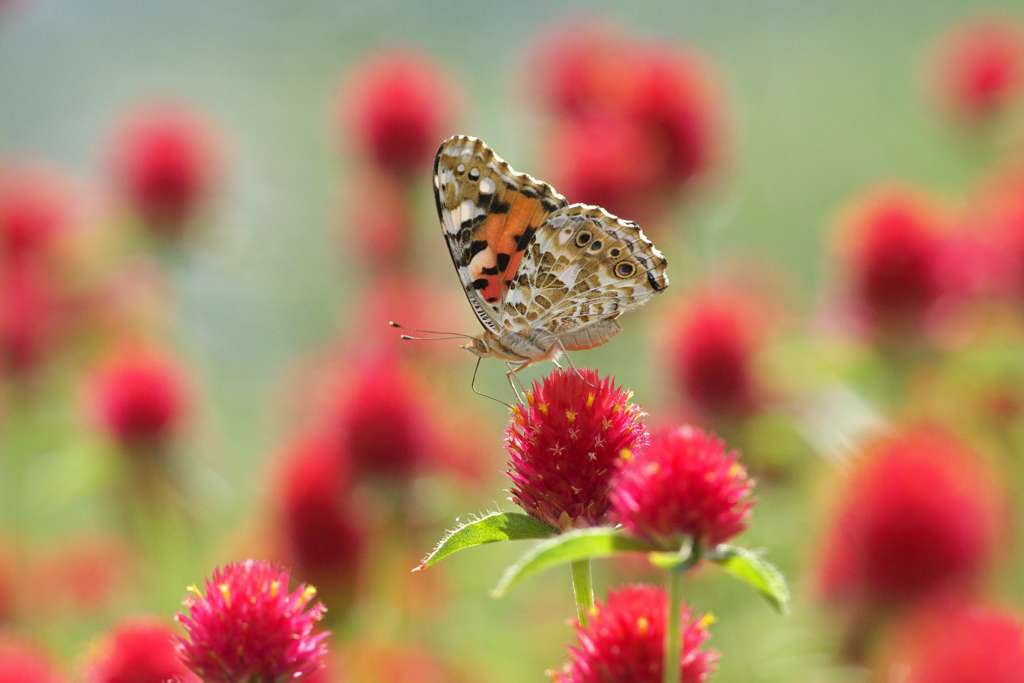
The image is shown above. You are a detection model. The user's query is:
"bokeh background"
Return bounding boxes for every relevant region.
[3,1,1024,681]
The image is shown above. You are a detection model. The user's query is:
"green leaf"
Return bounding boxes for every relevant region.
[708,545,790,614]
[415,512,557,571]
[493,527,655,597]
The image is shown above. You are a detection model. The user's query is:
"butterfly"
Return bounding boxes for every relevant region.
[401,135,669,391]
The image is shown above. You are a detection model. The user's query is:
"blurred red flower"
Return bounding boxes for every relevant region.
[930,18,1024,123]
[0,165,74,267]
[343,53,457,175]
[276,433,365,616]
[667,292,763,418]
[627,45,721,188]
[0,265,56,378]
[0,639,61,683]
[109,103,220,235]
[507,368,648,531]
[546,114,662,221]
[837,185,949,337]
[817,428,1003,610]
[551,585,717,683]
[532,22,632,118]
[970,169,1024,304]
[87,345,190,451]
[879,600,1024,683]
[175,560,328,683]
[326,355,439,481]
[86,617,199,683]
[611,425,753,549]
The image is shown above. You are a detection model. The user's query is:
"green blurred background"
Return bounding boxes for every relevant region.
[1,1,1020,681]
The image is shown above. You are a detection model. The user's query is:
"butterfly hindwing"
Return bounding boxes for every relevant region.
[501,204,669,347]
[433,136,567,335]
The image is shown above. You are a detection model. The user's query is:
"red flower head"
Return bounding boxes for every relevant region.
[0,165,73,267]
[87,346,190,451]
[327,355,438,480]
[611,425,753,549]
[547,115,662,222]
[551,585,717,683]
[276,433,365,614]
[109,103,220,234]
[175,560,329,683]
[531,22,632,117]
[930,18,1024,123]
[87,617,199,683]
[0,266,56,378]
[626,46,722,188]
[342,53,457,175]
[837,185,948,336]
[506,368,647,531]
[879,600,1024,683]
[0,639,62,683]
[817,428,1003,609]
[667,292,763,418]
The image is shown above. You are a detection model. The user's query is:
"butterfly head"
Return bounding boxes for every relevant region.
[462,335,492,358]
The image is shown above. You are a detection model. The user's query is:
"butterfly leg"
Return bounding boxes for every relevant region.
[470,356,514,409]
[555,338,597,388]
[504,362,531,403]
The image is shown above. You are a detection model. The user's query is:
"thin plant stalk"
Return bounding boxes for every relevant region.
[570,559,595,626]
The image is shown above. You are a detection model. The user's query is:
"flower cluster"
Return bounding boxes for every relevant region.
[86,617,198,683]
[551,585,717,683]
[533,23,723,224]
[506,368,647,530]
[611,425,753,549]
[175,560,328,682]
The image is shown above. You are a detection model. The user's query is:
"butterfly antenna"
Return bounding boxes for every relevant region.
[389,321,475,342]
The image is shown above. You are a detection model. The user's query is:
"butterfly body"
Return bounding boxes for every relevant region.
[433,135,668,369]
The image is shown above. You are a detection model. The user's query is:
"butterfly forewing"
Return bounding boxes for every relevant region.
[433,135,566,335]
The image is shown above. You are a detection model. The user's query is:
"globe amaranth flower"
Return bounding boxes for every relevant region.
[342,52,458,175]
[276,433,365,616]
[879,600,1024,683]
[667,292,763,419]
[836,185,949,336]
[507,368,648,530]
[0,639,62,683]
[175,560,328,683]
[87,345,190,451]
[0,265,56,378]
[817,428,1003,610]
[86,617,198,683]
[327,354,440,481]
[611,425,753,549]
[109,102,221,234]
[929,17,1024,123]
[0,164,74,267]
[550,585,717,683]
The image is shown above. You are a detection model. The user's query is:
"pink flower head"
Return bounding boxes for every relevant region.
[328,355,438,480]
[930,18,1024,123]
[837,185,948,336]
[531,22,632,117]
[175,560,328,683]
[276,433,365,612]
[342,53,457,175]
[817,428,1003,609]
[87,346,190,450]
[880,600,1024,683]
[87,617,198,683]
[667,292,763,418]
[506,368,647,530]
[611,425,753,549]
[551,585,717,683]
[0,638,62,683]
[109,103,221,234]
[0,265,56,378]
[0,165,74,267]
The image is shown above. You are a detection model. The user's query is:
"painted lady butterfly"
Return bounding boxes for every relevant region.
[414,136,669,383]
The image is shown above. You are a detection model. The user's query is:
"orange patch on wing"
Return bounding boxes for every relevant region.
[473,191,549,304]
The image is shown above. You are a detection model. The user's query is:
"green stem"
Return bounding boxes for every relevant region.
[570,559,595,626]
[663,566,684,683]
